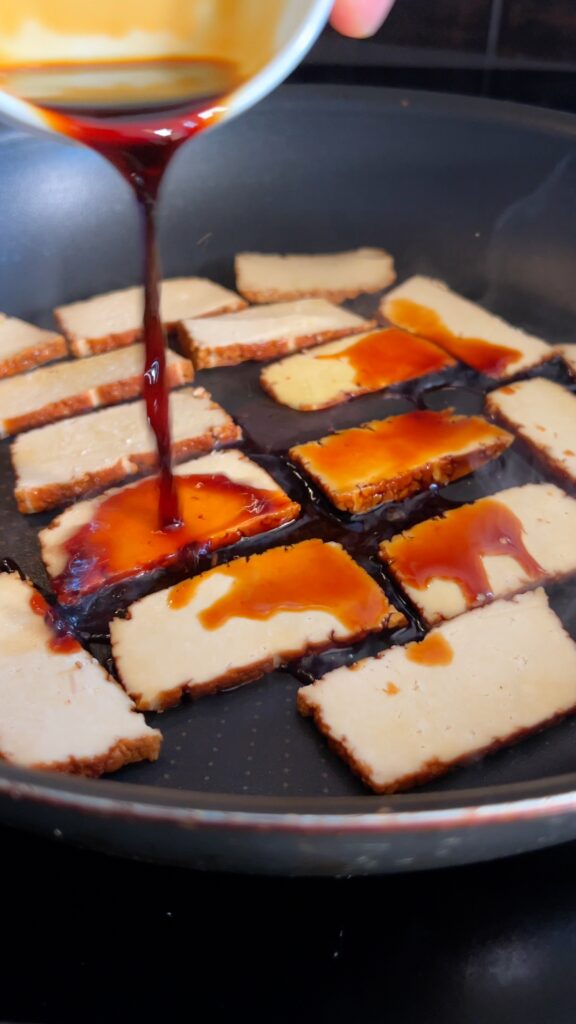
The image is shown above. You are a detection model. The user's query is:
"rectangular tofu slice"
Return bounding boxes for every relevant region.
[289,409,513,513]
[40,449,301,603]
[11,386,241,514]
[380,483,576,625]
[55,277,246,357]
[179,298,373,369]
[0,572,161,776]
[486,377,576,487]
[555,343,576,377]
[381,276,553,379]
[298,589,576,793]
[260,327,455,411]
[0,316,66,379]
[0,343,192,438]
[235,248,396,303]
[111,538,405,710]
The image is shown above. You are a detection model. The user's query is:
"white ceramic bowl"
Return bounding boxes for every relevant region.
[223,0,333,125]
[0,0,333,138]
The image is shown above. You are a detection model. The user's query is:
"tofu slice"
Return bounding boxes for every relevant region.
[380,483,576,625]
[235,248,396,303]
[0,572,161,776]
[178,299,373,369]
[381,276,553,379]
[111,539,405,710]
[11,386,241,514]
[555,343,576,377]
[0,343,192,438]
[40,449,300,603]
[289,409,513,513]
[486,377,576,487]
[0,316,66,379]
[55,277,246,358]
[260,327,455,411]
[298,589,576,793]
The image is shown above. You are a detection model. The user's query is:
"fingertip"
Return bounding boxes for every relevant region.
[330,0,396,38]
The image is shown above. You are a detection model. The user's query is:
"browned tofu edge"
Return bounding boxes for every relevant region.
[289,432,513,514]
[45,497,302,604]
[297,669,576,794]
[178,321,375,370]
[33,732,162,778]
[12,405,242,514]
[486,391,576,488]
[57,299,248,358]
[0,336,67,379]
[238,281,396,304]
[117,606,407,711]
[2,357,193,437]
[234,254,397,304]
[379,521,576,627]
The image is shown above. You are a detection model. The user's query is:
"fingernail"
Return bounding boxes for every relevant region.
[331,0,396,39]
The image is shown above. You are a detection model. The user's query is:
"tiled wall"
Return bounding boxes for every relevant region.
[373,0,492,54]
[500,1,576,63]
[306,0,576,69]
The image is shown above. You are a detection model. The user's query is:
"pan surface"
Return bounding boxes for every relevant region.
[1,85,576,875]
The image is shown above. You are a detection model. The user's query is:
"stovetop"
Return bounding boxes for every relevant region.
[2,820,575,1024]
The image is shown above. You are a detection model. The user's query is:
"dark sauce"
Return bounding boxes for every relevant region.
[29,585,81,654]
[382,496,544,606]
[15,57,243,528]
[317,327,455,390]
[291,408,512,494]
[54,74,230,528]
[0,557,25,578]
[405,632,454,666]
[54,471,299,604]
[168,537,394,635]
[386,297,522,377]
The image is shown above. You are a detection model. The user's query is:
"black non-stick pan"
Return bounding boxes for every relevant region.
[1,85,576,875]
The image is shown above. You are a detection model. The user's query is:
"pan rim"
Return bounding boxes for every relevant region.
[2,759,576,831]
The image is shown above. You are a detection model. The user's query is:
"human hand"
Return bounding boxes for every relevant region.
[330,0,397,38]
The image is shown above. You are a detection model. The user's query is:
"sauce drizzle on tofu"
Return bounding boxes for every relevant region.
[168,538,392,633]
[55,473,296,603]
[292,410,509,491]
[385,498,543,605]
[317,327,453,388]
[386,298,521,376]
[29,589,81,654]
[406,633,453,666]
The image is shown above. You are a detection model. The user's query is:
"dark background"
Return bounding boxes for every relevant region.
[297,0,576,112]
[4,3,576,1022]
[4,821,576,1024]
[310,0,576,67]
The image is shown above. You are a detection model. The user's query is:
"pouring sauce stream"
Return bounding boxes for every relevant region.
[0,54,254,527]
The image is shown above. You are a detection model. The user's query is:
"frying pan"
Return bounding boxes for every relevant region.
[1,85,576,876]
